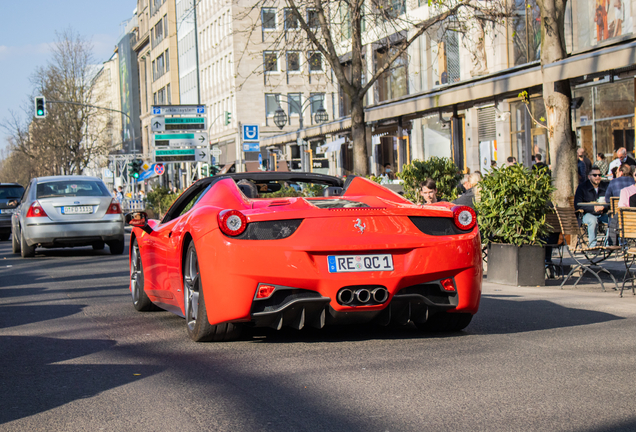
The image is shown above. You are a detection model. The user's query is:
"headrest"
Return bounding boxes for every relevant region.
[323,186,343,197]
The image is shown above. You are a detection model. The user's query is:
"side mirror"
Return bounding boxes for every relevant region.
[125,212,152,234]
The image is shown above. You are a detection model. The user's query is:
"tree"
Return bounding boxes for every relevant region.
[1,29,115,179]
[237,0,510,175]
[536,0,575,206]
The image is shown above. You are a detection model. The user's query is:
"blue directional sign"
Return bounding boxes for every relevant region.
[258,153,263,165]
[243,124,259,141]
[243,142,260,152]
[152,106,161,115]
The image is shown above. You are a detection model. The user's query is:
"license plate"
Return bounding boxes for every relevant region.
[62,206,93,214]
[0,209,14,214]
[327,254,394,273]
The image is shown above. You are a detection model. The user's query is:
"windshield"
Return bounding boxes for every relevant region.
[0,185,25,199]
[37,180,110,198]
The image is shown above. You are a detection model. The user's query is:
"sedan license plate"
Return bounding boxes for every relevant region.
[0,209,15,214]
[328,254,394,273]
[62,206,93,215]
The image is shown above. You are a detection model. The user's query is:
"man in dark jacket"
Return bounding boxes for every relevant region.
[575,166,609,247]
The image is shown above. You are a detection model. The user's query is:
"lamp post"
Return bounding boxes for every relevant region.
[273,95,328,172]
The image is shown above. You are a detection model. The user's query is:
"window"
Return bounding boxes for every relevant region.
[288,93,301,116]
[310,93,325,116]
[287,51,301,72]
[152,60,156,81]
[510,0,541,65]
[261,8,277,30]
[167,83,171,104]
[153,91,158,105]
[375,46,408,102]
[339,6,351,40]
[163,14,168,37]
[307,8,319,28]
[284,8,299,30]
[377,0,405,20]
[165,49,169,72]
[308,52,323,72]
[265,93,281,117]
[263,51,278,72]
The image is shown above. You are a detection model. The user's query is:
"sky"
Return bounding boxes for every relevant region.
[0,0,136,151]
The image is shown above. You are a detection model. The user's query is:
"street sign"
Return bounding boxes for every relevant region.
[141,161,151,171]
[243,142,259,152]
[153,132,208,147]
[152,105,206,115]
[154,164,165,175]
[210,148,222,158]
[243,124,259,141]
[151,117,207,132]
[258,153,263,166]
[154,148,210,163]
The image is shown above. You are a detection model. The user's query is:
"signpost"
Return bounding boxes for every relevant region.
[155,148,210,163]
[151,117,207,132]
[153,132,208,148]
[152,105,205,115]
[243,142,259,152]
[154,163,165,175]
[242,124,259,141]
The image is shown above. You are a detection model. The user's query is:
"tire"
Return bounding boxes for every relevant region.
[108,238,125,255]
[20,229,35,258]
[0,233,9,241]
[12,231,20,254]
[415,312,473,333]
[92,241,105,250]
[183,242,241,342]
[130,238,157,311]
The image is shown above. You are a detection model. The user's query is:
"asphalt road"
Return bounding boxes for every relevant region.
[1,235,636,431]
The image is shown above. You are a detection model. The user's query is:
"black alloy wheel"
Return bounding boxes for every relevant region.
[130,238,156,311]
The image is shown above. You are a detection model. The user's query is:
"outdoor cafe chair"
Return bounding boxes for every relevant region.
[618,207,636,297]
[555,206,618,291]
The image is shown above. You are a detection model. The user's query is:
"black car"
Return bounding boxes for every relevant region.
[0,183,25,241]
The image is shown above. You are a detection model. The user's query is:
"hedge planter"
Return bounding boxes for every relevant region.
[487,243,545,286]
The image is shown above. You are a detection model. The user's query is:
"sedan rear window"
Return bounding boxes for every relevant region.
[37,180,110,198]
[0,185,25,199]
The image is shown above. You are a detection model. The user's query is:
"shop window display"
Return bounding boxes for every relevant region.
[509,98,548,166]
[570,0,633,52]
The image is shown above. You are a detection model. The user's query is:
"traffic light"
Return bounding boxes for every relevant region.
[34,97,46,118]
[128,159,142,179]
[201,164,209,177]
[224,111,231,125]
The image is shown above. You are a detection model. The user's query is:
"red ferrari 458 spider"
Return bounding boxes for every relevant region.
[126,172,481,342]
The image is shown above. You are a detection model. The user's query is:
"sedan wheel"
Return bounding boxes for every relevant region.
[12,231,20,254]
[184,242,241,342]
[20,229,35,258]
[130,239,156,311]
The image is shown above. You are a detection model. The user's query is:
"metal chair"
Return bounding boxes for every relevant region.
[555,206,618,291]
[618,207,636,297]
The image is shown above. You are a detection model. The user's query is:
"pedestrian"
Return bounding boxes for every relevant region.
[420,178,440,204]
[506,156,516,166]
[532,154,550,175]
[604,163,633,243]
[619,167,636,207]
[383,163,396,180]
[453,172,482,209]
[116,186,123,204]
[596,152,609,176]
[574,166,609,247]
[577,148,593,180]
[608,147,636,178]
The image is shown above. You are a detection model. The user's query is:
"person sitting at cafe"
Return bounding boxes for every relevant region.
[420,178,440,204]
[619,168,636,207]
[574,166,609,247]
[605,163,633,202]
[608,147,636,178]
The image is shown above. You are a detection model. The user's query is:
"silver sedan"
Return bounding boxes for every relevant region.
[11,175,125,257]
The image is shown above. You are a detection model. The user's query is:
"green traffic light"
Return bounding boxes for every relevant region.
[132,172,139,179]
[37,110,44,116]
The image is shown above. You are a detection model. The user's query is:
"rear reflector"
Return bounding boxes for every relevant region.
[26,201,48,218]
[441,278,456,292]
[256,284,276,299]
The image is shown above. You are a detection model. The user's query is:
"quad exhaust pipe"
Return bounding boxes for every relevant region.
[336,287,389,305]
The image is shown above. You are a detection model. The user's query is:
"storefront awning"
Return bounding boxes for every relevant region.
[319,137,345,153]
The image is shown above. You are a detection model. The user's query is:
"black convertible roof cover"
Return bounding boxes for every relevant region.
[211,172,344,188]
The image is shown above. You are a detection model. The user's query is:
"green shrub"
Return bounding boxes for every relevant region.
[475,165,554,246]
[146,187,182,219]
[397,157,462,203]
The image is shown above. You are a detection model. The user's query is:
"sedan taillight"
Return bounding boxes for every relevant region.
[26,200,48,218]
[106,199,122,214]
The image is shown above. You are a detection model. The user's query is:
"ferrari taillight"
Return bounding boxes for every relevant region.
[218,209,247,236]
[26,200,48,218]
[451,205,476,231]
[106,199,122,214]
